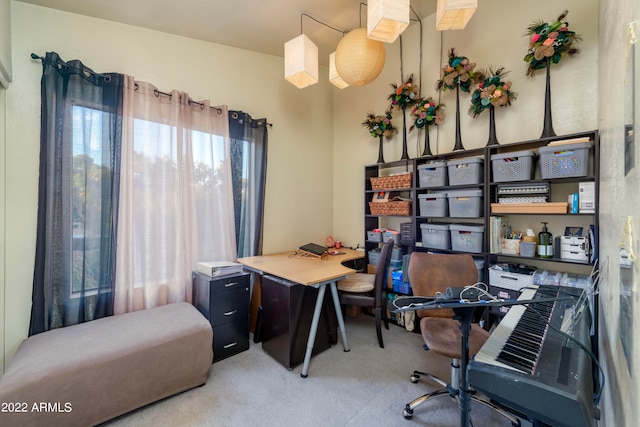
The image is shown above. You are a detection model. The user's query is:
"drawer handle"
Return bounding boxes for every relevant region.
[499,274,518,281]
[224,282,239,287]
[224,309,238,316]
[223,342,238,349]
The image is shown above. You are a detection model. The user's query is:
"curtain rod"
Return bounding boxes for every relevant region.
[32,53,272,127]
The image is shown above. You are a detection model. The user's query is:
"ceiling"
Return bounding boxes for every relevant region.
[16,0,436,65]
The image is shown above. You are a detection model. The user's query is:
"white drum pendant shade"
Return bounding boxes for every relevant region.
[329,52,349,89]
[367,0,410,43]
[284,34,319,88]
[436,0,477,31]
[335,28,386,86]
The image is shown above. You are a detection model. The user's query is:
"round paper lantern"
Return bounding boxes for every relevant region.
[335,28,386,86]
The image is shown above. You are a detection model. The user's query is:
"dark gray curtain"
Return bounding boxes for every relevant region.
[29,52,124,335]
[229,111,268,257]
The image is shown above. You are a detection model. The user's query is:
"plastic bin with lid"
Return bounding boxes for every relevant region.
[417,161,448,187]
[491,150,536,182]
[449,223,484,253]
[447,189,483,218]
[447,157,484,185]
[420,222,451,250]
[418,192,448,217]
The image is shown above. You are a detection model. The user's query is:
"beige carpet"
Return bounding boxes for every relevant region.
[102,314,529,427]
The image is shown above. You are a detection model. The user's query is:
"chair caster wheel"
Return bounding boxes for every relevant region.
[410,374,420,383]
[403,405,414,420]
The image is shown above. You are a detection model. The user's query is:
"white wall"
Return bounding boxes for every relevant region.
[597,0,640,425]
[0,0,12,87]
[5,1,335,367]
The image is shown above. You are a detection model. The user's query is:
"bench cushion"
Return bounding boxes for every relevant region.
[0,302,213,427]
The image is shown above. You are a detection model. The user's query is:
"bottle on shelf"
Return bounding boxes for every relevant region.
[538,222,553,258]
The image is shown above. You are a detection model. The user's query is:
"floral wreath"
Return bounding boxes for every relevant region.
[388,74,419,109]
[410,97,445,132]
[436,48,478,93]
[469,68,517,118]
[524,10,581,76]
[362,109,398,139]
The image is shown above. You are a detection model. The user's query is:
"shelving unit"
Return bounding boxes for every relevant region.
[363,130,600,305]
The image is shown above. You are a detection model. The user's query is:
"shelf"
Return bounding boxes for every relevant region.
[492,253,595,266]
[490,202,568,214]
[362,130,599,286]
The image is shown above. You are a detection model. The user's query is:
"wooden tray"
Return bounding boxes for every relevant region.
[491,202,568,214]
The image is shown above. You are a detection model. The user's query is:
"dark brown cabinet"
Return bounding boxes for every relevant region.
[260,274,338,370]
[192,271,250,362]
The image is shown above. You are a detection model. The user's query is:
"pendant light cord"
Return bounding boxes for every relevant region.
[300,13,346,36]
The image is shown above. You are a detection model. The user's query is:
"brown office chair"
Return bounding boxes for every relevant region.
[337,238,393,348]
[402,252,519,425]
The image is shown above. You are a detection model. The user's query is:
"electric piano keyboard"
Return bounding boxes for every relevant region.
[468,285,596,427]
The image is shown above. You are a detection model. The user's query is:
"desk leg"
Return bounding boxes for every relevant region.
[300,284,326,378]
[329,281,350,353]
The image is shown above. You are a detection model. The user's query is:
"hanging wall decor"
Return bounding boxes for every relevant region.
[388,74,419,160]
[363,109,398,164]
[436,48,479,151]
[469,67,517,146]
[524,10,581,138]
[410,97,445,156]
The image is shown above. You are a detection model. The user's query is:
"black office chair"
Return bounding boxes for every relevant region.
[337,238,393,348]
[402,252,520,426]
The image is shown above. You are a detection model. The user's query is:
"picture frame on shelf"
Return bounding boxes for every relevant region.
[373,191,390,203]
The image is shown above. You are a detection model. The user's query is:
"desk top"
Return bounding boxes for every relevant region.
[238,248,364,286]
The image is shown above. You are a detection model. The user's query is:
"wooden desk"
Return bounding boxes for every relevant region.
[239,248,364,377]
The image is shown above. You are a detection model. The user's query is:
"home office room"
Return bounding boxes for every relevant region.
[0,0,638,426]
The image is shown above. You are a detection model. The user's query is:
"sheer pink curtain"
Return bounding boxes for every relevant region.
[115,77,237,313]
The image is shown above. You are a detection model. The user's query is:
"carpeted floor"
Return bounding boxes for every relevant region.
[103,314,530,427]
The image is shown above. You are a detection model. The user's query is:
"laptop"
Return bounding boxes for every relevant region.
[298,243,328,256]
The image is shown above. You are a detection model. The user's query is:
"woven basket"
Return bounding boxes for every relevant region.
[370,173,412,190]
[368,201,412,216]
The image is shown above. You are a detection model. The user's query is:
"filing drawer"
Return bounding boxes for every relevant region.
[209,287,250,325]
[212,317,250,361]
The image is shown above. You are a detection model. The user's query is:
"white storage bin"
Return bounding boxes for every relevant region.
[418,162,448,188]
[450,223,484,253]
[447,157,484,185]
[489,264,535,291]
[447,189,483,218]
[420,223,451,250]
[418,193,448,217]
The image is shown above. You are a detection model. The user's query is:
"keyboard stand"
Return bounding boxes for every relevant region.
[451,305,476,427]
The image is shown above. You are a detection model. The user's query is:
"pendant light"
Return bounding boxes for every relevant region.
[329,52,349,89]
[284,34,319,89]
[436,0,477,31]
[367,0,410,43]
[335,28,386,86]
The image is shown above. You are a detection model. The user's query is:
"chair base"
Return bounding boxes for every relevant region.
[402,368,521,427]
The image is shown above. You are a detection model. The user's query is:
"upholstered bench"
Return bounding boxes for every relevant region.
[0,302,213,427]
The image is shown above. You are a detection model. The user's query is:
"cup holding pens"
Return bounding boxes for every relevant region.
[500,237,521,255]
